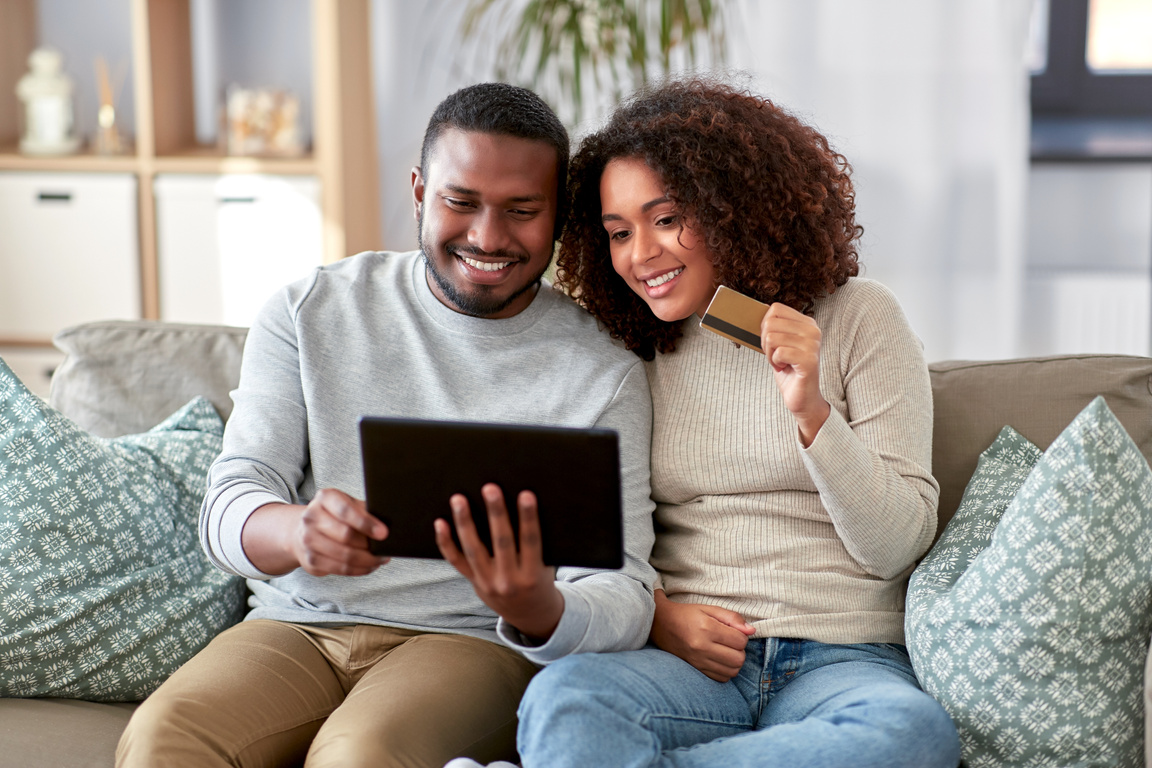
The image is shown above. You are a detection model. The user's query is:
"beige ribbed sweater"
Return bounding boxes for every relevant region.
[645,278,939,644]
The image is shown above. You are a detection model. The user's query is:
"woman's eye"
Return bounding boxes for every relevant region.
[656,214,678,227]
[608,230,631,241]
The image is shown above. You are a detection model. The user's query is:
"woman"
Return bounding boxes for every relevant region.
[515,79,961,767]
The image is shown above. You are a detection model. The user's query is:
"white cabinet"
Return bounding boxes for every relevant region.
[0,171,140,341]
[154,174,323,327]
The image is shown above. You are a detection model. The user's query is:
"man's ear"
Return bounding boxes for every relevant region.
[411,166,425,222]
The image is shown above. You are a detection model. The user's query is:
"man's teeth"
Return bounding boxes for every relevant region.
[646,268,684,287]
[462,256,511,272]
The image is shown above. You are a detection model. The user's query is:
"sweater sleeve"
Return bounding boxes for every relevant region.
[797,282,939,580]
[199,279,314,580]
[497,360,657,663]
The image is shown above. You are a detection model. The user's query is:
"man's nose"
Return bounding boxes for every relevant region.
[468,208,511,254]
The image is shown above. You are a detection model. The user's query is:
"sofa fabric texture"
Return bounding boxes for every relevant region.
[49,320,248,439]
[0,321,1149,768]
[0,358,246,701]
[928,355,1152,537]
[908,399,1152,767]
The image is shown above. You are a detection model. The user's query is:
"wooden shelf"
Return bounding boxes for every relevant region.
[152,147,318,175]
[0,146,141,173]
[0,336,55,348]
[0,0,380,329]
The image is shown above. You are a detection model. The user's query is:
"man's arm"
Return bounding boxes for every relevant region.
[199,278,386,580]
[438,361,657,663]
[243,492,388,577]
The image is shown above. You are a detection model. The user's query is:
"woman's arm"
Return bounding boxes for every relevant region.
[773,282,939,579]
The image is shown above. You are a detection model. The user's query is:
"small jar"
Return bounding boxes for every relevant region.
[16,47,81,156]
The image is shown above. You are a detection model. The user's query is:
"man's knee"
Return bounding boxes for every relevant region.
[118,690,210,766]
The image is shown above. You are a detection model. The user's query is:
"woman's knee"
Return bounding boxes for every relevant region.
[519,653,612,717]
[875,684,961,768]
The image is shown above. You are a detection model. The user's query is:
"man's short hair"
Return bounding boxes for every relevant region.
[420,83,570,235]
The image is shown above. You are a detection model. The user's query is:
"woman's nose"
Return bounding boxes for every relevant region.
[632,227,660,264]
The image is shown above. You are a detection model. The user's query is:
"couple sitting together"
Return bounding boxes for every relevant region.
[116,78,962,768]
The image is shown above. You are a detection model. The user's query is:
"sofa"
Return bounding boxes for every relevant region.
[1,319,1150,768]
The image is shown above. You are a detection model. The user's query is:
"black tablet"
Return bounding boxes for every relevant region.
[359,417,624,569]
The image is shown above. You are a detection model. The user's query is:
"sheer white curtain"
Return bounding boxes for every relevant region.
[726,0,1035,362]
[371,0,1034,362]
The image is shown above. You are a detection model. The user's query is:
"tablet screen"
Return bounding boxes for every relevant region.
[359,417,623,569]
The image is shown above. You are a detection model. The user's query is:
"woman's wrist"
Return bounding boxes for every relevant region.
[795,399,831,448]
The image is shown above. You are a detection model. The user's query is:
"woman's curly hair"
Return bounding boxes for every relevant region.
[554,77,863,360]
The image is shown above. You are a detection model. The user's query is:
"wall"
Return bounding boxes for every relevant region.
[1021,162,1152,357]
[21,0,1152,361]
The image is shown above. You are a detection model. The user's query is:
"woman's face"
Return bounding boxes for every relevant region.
[600,157,718,322]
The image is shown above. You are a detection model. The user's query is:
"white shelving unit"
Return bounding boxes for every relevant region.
[0,0,381,344]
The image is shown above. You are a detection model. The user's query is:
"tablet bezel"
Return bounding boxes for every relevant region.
[359,416,624,569]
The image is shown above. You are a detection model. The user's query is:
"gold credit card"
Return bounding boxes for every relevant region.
[699,285,769,353]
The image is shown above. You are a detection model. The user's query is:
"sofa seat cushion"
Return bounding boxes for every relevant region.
[0,357,245,701]
[907,397,1152,767]
[0,699,137,768]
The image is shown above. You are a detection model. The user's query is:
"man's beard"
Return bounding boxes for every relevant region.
[418,208,549,318]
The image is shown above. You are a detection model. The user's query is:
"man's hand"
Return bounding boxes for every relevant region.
[242,489,389,577]
[760,302,831,447]
[650,590,755,682]
[435,483,564,642]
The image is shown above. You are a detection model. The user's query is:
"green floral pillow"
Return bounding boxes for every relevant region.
[907,396,1152,768]
[0,357,245,701]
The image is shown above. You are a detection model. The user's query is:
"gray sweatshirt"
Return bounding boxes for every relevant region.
[199,250,657,664]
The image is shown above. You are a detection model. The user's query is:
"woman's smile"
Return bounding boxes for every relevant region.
[599,157,718,322]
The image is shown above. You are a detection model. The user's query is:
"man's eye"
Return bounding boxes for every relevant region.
[445,198,474,209]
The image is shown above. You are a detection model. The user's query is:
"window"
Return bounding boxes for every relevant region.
[1031,0,1152,117]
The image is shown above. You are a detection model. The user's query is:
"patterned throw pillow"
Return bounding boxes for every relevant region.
[907,396,1152,768]
[0,357,245,701]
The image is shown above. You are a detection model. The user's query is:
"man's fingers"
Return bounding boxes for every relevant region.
[435,517,475,580]
[482,484,518,570]
[314,488,388,540]
[450,493,493,576]
[514,490,544,566]
[296,533,387,577]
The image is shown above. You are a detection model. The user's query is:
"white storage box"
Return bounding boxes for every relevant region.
[0,172,140,341]
[154,174,323,326]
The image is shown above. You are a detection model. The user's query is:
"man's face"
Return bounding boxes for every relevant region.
[413,128,560,319]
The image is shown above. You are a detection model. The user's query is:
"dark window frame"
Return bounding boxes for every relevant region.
[1032,0,1152,117]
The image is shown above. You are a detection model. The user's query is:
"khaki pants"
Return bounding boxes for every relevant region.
[116,619,539,768]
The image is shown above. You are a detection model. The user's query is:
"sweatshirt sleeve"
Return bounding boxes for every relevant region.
[199,278,315,580]
[497,360,657,663]
[798,282,939,580]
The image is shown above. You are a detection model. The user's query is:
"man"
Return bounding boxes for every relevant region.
[117,83,656,768]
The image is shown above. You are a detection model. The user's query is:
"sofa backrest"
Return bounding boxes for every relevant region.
[929,354,1152,538]
[50,320,248,438]
[48,322,1152,544]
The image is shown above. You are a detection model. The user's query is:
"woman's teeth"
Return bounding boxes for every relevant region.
[646,268,684,287]
[462,256,511,272]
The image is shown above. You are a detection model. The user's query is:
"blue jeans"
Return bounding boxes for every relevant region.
[517,638,960,768]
